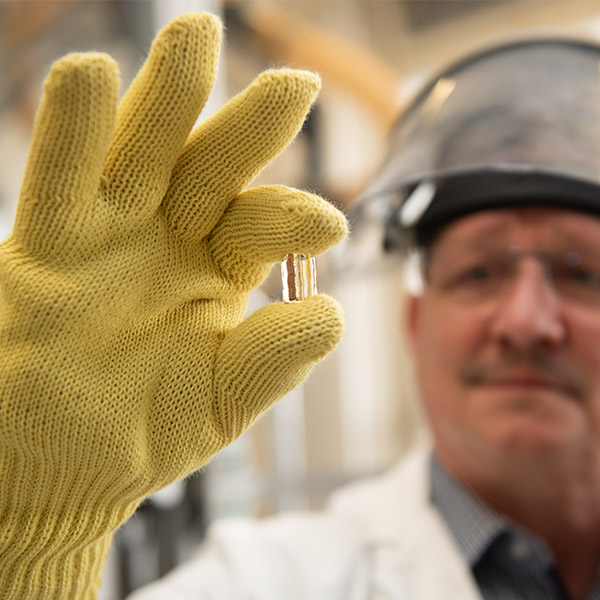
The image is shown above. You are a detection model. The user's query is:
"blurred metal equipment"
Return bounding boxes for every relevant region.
[225,2,402,132]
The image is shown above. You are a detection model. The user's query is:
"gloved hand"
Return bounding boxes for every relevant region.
[0,12,347,598]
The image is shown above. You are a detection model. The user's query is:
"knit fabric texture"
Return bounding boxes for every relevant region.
[0,12,347,598]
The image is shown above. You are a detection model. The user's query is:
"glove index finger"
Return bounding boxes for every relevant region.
[208,185,348,291]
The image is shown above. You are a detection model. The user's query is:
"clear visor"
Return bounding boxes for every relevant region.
[344,37,600,270]
[364,37,600,200]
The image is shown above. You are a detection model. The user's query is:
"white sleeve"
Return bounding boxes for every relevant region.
[126,512,370,600]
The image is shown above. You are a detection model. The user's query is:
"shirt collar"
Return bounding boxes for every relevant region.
[429,452,509,567]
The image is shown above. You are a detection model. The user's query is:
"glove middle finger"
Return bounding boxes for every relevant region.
[162,69,321,242]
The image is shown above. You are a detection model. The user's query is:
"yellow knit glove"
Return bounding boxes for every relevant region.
[0,12,347,598]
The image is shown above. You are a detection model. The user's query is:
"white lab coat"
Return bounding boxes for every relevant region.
[129,443,482,599]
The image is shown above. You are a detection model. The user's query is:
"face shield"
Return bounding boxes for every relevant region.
[346,37,600,273]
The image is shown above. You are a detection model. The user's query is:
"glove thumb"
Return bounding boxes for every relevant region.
[213,295,344,442]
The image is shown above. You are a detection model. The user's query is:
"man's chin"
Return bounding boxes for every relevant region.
[479,415,585,459]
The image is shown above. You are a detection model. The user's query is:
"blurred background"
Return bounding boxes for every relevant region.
[3,0,600,597]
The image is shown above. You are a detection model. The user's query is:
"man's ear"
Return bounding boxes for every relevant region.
[406,293,421,354]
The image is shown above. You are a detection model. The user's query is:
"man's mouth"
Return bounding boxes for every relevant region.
[461,362,587,399]
[482,373,561,388]
[478,377,567,397]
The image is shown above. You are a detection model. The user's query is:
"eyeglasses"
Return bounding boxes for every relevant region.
[423,245,600,307]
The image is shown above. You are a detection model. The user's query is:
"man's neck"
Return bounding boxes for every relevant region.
[457,450,600,600]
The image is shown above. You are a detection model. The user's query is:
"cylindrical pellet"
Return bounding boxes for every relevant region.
[281,253,318,302]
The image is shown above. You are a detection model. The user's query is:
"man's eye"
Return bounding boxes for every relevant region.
[569,267,600,287]
[430,255,505,295]
[558,252,600,288]
[453,262,504,286]
[464,265,494,281]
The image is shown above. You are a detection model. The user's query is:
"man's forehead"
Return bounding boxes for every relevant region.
[432,206,600,249]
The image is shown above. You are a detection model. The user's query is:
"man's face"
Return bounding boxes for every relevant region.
[408,207,600,481]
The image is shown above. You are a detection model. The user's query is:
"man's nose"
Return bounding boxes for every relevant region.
[490,260,566,351]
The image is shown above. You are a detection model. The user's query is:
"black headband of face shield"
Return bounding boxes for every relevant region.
[382,169,600,252]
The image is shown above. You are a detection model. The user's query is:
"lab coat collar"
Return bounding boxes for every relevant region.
[329,439,483,600]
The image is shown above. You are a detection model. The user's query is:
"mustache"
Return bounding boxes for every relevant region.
[460,354,588,399]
